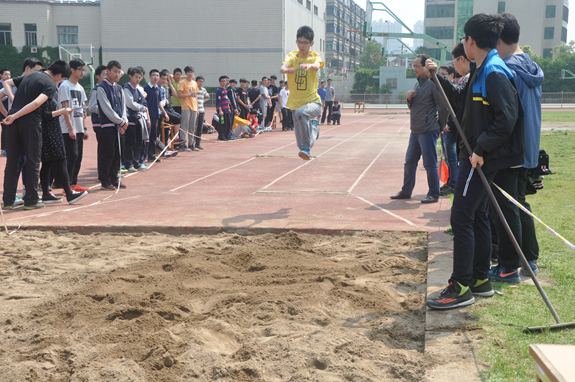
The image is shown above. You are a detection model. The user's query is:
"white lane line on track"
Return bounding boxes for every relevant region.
[352,194,416,226]
[6,195,143,222]
[168,118,364,193]
[258,117,392,192]
[347,120,409,194]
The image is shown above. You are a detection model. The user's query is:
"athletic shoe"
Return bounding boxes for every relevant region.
[117,182,127,189]
[14,196,24,206]
[137,164,149,171]
[118,173,125,179]
[67,191,88,205]
[327,122,331,125]
[426,281,475,310]
[488,265,521,283]
[41,193,63,204]
[101,184,116,191]
[0,150,6,156]
[469,277,495,297]
[127,166,137,173]
[390,191,410,200]
[180,147,191,151]
[196,145,204,150]
[298,148,311,161]
[522,261,539,276]
[3,205,14,210]
[173,137,181,143]
[23,202,45,210]
[71,185,89,192]
[165,150,178,157]
[120,165,128,174]
[440,185,455,196]
[191,146,199,151]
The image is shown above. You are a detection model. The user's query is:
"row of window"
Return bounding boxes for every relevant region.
[426,4,455,18]
[0,23,78,46]
[326,40,362,56]
[497,2,569,22]
[326,6,363,30]
[544,26,569,43]
[297,0,318,16]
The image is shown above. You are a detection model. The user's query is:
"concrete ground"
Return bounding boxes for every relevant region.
[0,108,483,380]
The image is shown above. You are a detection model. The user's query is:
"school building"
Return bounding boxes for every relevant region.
[0,0,327,87]
[424,0,570,59]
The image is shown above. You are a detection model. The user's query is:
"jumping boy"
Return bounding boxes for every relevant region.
[280,25,323,160]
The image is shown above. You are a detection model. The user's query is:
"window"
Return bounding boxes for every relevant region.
[0,24,11,45]
[544,27,554,40]
[426,26,454,40]
[428,48,442,61]
[306,0,311,10]
[326,5,335,15]
[543,49,553,59]
[386,78,398,90]
[326,41,334,50]
[457,0,474,40]
[498,2,505,13]
[546,5,556,18]
[24,24,37,46]
[561,27,568,43]
[564,6,569,23]
[326,23,335,33]
[314,5,318,16]
[57,26,78,44]
[426,4,455,18]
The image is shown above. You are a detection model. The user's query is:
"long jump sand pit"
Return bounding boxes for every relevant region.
[0,230,435,381]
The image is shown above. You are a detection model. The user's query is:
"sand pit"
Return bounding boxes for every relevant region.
[0,230,436,381]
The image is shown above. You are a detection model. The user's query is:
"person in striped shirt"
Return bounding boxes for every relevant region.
[216,76,230,141]
[194,75,209,149]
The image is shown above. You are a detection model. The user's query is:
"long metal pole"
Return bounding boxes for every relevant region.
[429,70,562,325]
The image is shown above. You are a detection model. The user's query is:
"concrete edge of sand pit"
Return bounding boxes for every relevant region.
[424,231,484,382]
[9,224,485,379]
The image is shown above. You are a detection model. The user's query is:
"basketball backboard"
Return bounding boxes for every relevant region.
[58,44,94,66]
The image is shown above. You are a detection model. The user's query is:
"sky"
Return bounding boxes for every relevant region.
[356,1,575,44]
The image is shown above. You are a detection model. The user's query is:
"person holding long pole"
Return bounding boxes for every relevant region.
[425,13,526,310]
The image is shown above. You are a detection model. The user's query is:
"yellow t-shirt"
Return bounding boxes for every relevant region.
[284,50,324,110]
[171,81,181,107]
[179,79,198,111]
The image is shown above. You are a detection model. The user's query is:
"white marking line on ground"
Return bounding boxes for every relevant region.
[168,118,363,193]
[347,120,409,194]
[352,194,416,226]
[258,117,392,192]
[6,195,142,222]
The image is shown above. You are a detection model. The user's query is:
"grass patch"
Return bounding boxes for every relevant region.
[541,111,575,123]
[474,130,575,381]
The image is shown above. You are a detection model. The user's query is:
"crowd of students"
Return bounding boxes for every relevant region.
[1,47,333,210]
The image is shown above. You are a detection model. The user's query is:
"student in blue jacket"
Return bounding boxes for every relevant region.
[488,13,544,282]
[425,13,525,310]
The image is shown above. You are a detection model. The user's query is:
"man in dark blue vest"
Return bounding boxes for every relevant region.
[143,69,169,162]
[96,60,128,190]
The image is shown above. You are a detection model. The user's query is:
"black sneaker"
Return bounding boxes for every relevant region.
[41,193,63,204]
[67,191,88,205]
[440,185,455,196]
[470,277,495,297]
[426,281,475,310]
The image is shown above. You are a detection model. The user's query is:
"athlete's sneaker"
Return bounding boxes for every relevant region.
[127,166,137,173]
[470,277,495,297]
[298,148,311,161]
[41,193,63,204]
[0,150,6,156]
[3,205,14,210]
[23,202,45,210]
[137,163,149,171]
[488,265,521,283]
[71,184,89,192]
[67,191,88,205]
[14,195,24,206]
[120,165,128,174]
[522,261,539,276]
[426,281,475,310]
[101,184,116,191]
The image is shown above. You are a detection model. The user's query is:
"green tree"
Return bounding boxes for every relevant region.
[358,40,385,70]
[350,68,379,94]
[521,45,533,57]
[379,84,392,94]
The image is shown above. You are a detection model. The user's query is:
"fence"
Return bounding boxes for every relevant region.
[197,92,575,109]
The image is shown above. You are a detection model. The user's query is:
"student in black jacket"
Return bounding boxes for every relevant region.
[425,13,525,310]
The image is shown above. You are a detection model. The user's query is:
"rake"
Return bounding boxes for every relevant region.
[429,69,575,332]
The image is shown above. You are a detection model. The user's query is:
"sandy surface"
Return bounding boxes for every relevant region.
[0,230,437,382]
